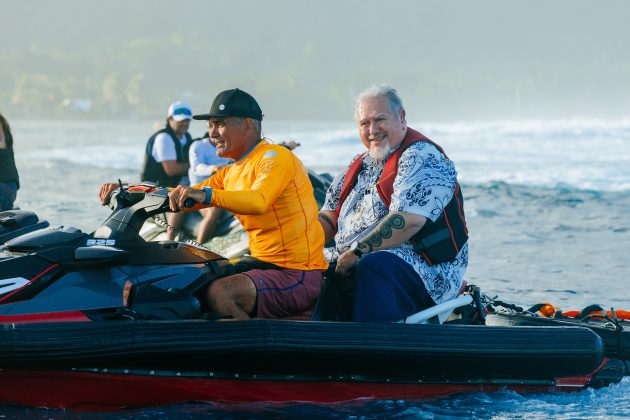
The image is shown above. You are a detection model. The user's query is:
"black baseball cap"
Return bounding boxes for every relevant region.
[193,88,263,121]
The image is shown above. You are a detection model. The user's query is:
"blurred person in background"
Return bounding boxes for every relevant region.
[0,113,20,211]
[140,101,194,240]
[188,132,232,243]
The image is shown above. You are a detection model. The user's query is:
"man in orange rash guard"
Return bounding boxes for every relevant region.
[168,88,328,320]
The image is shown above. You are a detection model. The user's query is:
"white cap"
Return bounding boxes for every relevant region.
[167,101,192,121]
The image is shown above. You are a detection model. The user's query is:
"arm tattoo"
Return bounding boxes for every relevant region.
[318,213,336,231]
[361,214,406,253]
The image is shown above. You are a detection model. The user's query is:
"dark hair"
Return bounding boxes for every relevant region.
[0,113,11,135]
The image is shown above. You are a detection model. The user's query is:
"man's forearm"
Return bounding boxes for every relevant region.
[162,160,190,177]
[357,212,426,254]
[318,211,337,244]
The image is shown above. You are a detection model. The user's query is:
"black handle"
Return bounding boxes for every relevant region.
[184,198,196,208]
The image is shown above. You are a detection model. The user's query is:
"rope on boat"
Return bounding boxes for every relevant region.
[487,295,628,354]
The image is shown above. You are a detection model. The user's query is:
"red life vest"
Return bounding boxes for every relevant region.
[334,128,468,265]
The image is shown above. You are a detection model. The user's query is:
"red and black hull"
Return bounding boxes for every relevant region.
[0,320,619,410]
[0,367,601,411]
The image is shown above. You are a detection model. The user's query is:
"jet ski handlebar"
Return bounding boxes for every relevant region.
[108,183,195,213]
[96,182,194,241]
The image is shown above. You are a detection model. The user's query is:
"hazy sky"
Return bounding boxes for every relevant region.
[2,0,630,121]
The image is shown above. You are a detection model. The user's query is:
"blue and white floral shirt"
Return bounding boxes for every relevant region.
[322,140,468,304]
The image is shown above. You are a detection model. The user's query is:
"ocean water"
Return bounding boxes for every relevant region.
[4,118,630,418]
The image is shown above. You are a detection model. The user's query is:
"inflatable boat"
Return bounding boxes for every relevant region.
[0,183,627,411]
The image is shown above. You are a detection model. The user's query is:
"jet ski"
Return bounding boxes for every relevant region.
[0,183,627,411]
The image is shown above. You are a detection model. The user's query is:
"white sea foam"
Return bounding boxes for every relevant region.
[419,119,630,191]
[290,118,630,191]
[14,118,630,191]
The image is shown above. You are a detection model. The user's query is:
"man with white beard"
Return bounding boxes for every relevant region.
[318,85,469,322]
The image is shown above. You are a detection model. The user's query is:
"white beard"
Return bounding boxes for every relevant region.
[368,142,392,162]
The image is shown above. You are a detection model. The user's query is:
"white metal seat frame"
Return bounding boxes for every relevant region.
[400,294,473,324]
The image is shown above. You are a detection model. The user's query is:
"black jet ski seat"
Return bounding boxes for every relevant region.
[0,210,49,245]
[309,265,355,322]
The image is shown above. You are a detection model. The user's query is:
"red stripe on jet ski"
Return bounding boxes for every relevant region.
[0,263,59,303]
[0,310,91,323]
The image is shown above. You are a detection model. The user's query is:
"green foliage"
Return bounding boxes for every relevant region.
[2,0,630,120]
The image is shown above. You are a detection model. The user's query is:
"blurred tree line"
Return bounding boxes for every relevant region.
[2,0,630,121]
[4,33,629,122]
[2,38,178,119]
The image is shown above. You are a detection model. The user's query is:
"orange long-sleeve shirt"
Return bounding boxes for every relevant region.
[194,140,327,271]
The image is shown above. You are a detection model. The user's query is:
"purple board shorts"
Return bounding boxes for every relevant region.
[242,268,323,319]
